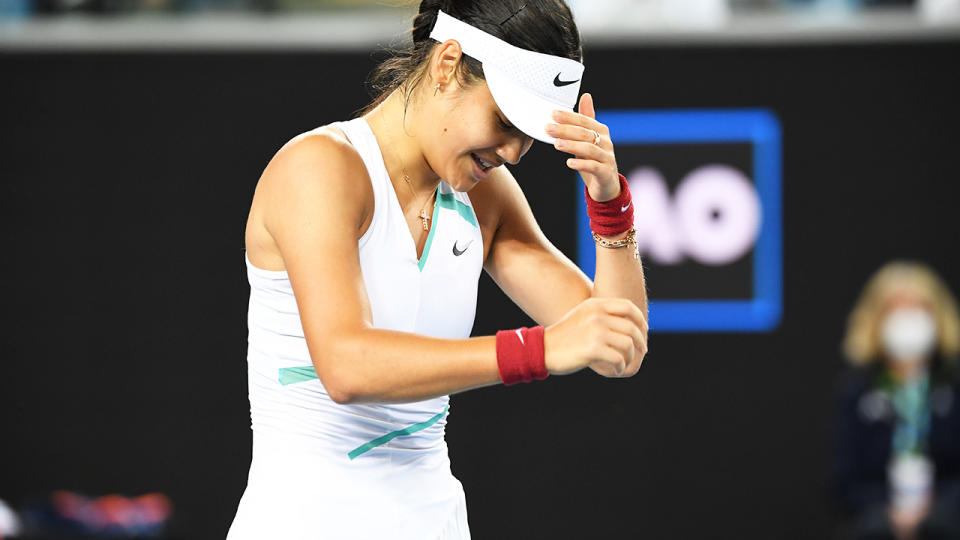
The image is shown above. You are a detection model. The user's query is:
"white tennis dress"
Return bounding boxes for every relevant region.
[227,117,483,540]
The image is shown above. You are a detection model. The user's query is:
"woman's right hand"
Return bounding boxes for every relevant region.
[543,298,648,378]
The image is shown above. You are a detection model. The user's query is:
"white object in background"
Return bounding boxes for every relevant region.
[567,0,729,29]
[888,454,934,512]
[660,0,731,27]
[919,0,960,23]
[628,165,761,266]
[0,497,22,537]
[882,308,938,362]
[566,0,637,26]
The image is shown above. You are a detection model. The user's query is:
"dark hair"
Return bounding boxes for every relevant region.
[356,0,582,117]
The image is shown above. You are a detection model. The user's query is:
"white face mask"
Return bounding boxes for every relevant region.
[881,307,938,362]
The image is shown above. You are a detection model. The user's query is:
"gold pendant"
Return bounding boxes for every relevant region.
[419,209,431,230]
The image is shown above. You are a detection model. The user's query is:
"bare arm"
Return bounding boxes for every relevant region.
[260,133,634,404]
[591,216,647,316]
[478,166,593,327]
[262,134,500,404]
[559,93,647,321]
[481,93,648,376]
[478,165,648,377]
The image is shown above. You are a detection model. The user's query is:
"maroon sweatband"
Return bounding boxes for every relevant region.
[495,326,548,386]
[585,173,634,237]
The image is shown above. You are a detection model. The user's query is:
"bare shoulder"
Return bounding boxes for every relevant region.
[245,124,374,270]
[267,125,367,193]
[258,125,373,233]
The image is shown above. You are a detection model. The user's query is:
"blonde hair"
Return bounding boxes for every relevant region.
[843,260,960,366]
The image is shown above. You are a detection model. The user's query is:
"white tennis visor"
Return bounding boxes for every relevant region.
[429,9,585,145]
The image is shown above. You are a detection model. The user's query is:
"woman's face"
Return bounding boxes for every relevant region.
[879,288,938,365]
[419,79,534,192]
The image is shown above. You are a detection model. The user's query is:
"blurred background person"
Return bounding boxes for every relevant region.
[832,260,960,540]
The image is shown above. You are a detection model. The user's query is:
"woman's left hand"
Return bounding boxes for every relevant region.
[547,92,621,202]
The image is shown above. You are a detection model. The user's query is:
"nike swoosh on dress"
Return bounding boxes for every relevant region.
[452,239,473,256]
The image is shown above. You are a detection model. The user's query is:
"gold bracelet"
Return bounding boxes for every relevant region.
[593,226,640,260]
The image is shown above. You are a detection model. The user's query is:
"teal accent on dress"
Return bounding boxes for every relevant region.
[417,192,477,272]
[436,192,478,227]
[348,404,450,460]
[279,366,319,386]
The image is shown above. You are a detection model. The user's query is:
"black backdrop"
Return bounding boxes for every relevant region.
[2,39,959,539]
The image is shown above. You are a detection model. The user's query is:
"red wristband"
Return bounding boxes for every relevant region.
[495,326,548,386]
[585,173,634,237]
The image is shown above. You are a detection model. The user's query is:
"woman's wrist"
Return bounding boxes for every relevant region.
[595,227,632,242]
[496,326,548,386]
[585,173,633,237]
[586,175,622,202]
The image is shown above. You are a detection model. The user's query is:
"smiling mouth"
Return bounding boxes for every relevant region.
[471,153,498,172]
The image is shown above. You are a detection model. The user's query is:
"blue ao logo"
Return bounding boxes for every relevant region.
[577,109,782,332]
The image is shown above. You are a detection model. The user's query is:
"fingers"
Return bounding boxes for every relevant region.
[572,297,648,379]
[606,332,635,365]
[603,315,646,378]
[566,158,611,177]
[600,298,649,336]
[552,134,612,178]
[545,123,608,150]
[588,360,620,378]
[578,93,596,119]
[597,345,626,376]
[554,137,612,161]
[605,314,647,355]
[552,108,609,136]
[549,98,618,180]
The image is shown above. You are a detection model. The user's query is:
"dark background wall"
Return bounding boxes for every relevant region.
[2,39,958,538]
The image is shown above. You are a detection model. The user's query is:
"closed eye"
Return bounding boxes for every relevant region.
[496,115,513,131]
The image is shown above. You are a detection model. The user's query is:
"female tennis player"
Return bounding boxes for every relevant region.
[228,1,648,539]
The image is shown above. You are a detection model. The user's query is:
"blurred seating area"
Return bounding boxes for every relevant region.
[1,0,957,51]
[1,0,957,22]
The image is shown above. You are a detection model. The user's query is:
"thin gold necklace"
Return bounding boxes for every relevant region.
[383,116,437,231]
[402,170,438,231]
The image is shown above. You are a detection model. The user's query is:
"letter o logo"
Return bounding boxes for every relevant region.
[673,165,761,266]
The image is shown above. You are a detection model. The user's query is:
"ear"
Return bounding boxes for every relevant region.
[430,39,463,89]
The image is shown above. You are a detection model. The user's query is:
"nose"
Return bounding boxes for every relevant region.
[496,134,533,166]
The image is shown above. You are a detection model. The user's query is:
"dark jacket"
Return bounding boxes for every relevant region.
[830,358,960,517]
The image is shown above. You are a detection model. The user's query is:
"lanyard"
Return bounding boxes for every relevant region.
[886,371,932,456]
